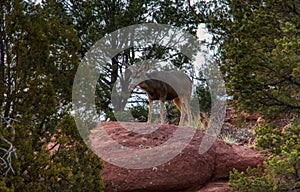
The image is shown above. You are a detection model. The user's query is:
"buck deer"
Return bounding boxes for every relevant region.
[128,62,192,126]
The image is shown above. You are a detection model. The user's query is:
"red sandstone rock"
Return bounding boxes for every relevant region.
[90,122,264,192]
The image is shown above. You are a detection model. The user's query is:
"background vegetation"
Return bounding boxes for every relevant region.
[0,0,204,191]
[200,0,299,191]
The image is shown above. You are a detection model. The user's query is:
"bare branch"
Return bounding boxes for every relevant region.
[0,136,17,176]
[0,115,17,176]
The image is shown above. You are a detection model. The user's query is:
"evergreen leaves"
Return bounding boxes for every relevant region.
[1,0,202,191]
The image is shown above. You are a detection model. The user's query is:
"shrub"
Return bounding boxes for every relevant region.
[229,120,300,191]
[130,105,148,122]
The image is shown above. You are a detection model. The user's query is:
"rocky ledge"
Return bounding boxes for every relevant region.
[90,122,264,192]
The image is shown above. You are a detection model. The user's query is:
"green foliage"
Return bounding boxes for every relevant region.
[191,84,211,114]
[149,0,201,34]
[10,115,105,192]
[201,0,300,190]
[44,115,105,191]
[256,120,300,157]
[73,0,204,120]
[229,121,300,191]
[255,123,284,154]
[165,101,180,124]
[202,0,300,118]
[0,178,14,192]
[1,0,204,190]
[1,0,104,191]
[130,105,148,122]
[229,166,272,192]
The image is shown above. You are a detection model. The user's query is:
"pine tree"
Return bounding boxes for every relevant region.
[199,0,300,190]
[1,0,104,190]
[201,0,300,118]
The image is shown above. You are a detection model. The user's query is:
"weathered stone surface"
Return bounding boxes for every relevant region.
[90,122,264,192]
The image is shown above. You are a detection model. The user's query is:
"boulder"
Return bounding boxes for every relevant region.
[90,122,264,192]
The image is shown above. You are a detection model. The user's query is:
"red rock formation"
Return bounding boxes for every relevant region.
[90,122,264,192]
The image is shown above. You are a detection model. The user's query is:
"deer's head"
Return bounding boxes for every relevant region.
[128,62,150,90]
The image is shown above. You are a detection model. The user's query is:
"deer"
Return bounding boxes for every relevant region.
[128,62,192,126]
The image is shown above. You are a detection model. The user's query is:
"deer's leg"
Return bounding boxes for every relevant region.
[179,108,185,126]
[179,98,186,126]
[186,98,192,126]
[159,100,165,124]
[147,99,153,123]
[173,98,181,110]
[179,97,192,126]
[173,98,182,125]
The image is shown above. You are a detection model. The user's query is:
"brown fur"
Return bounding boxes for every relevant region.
[129,65,192,126]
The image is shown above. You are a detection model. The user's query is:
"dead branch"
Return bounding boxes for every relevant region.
[0,115,17,176]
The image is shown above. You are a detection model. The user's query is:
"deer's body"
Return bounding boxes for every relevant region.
[129,64,192,126]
